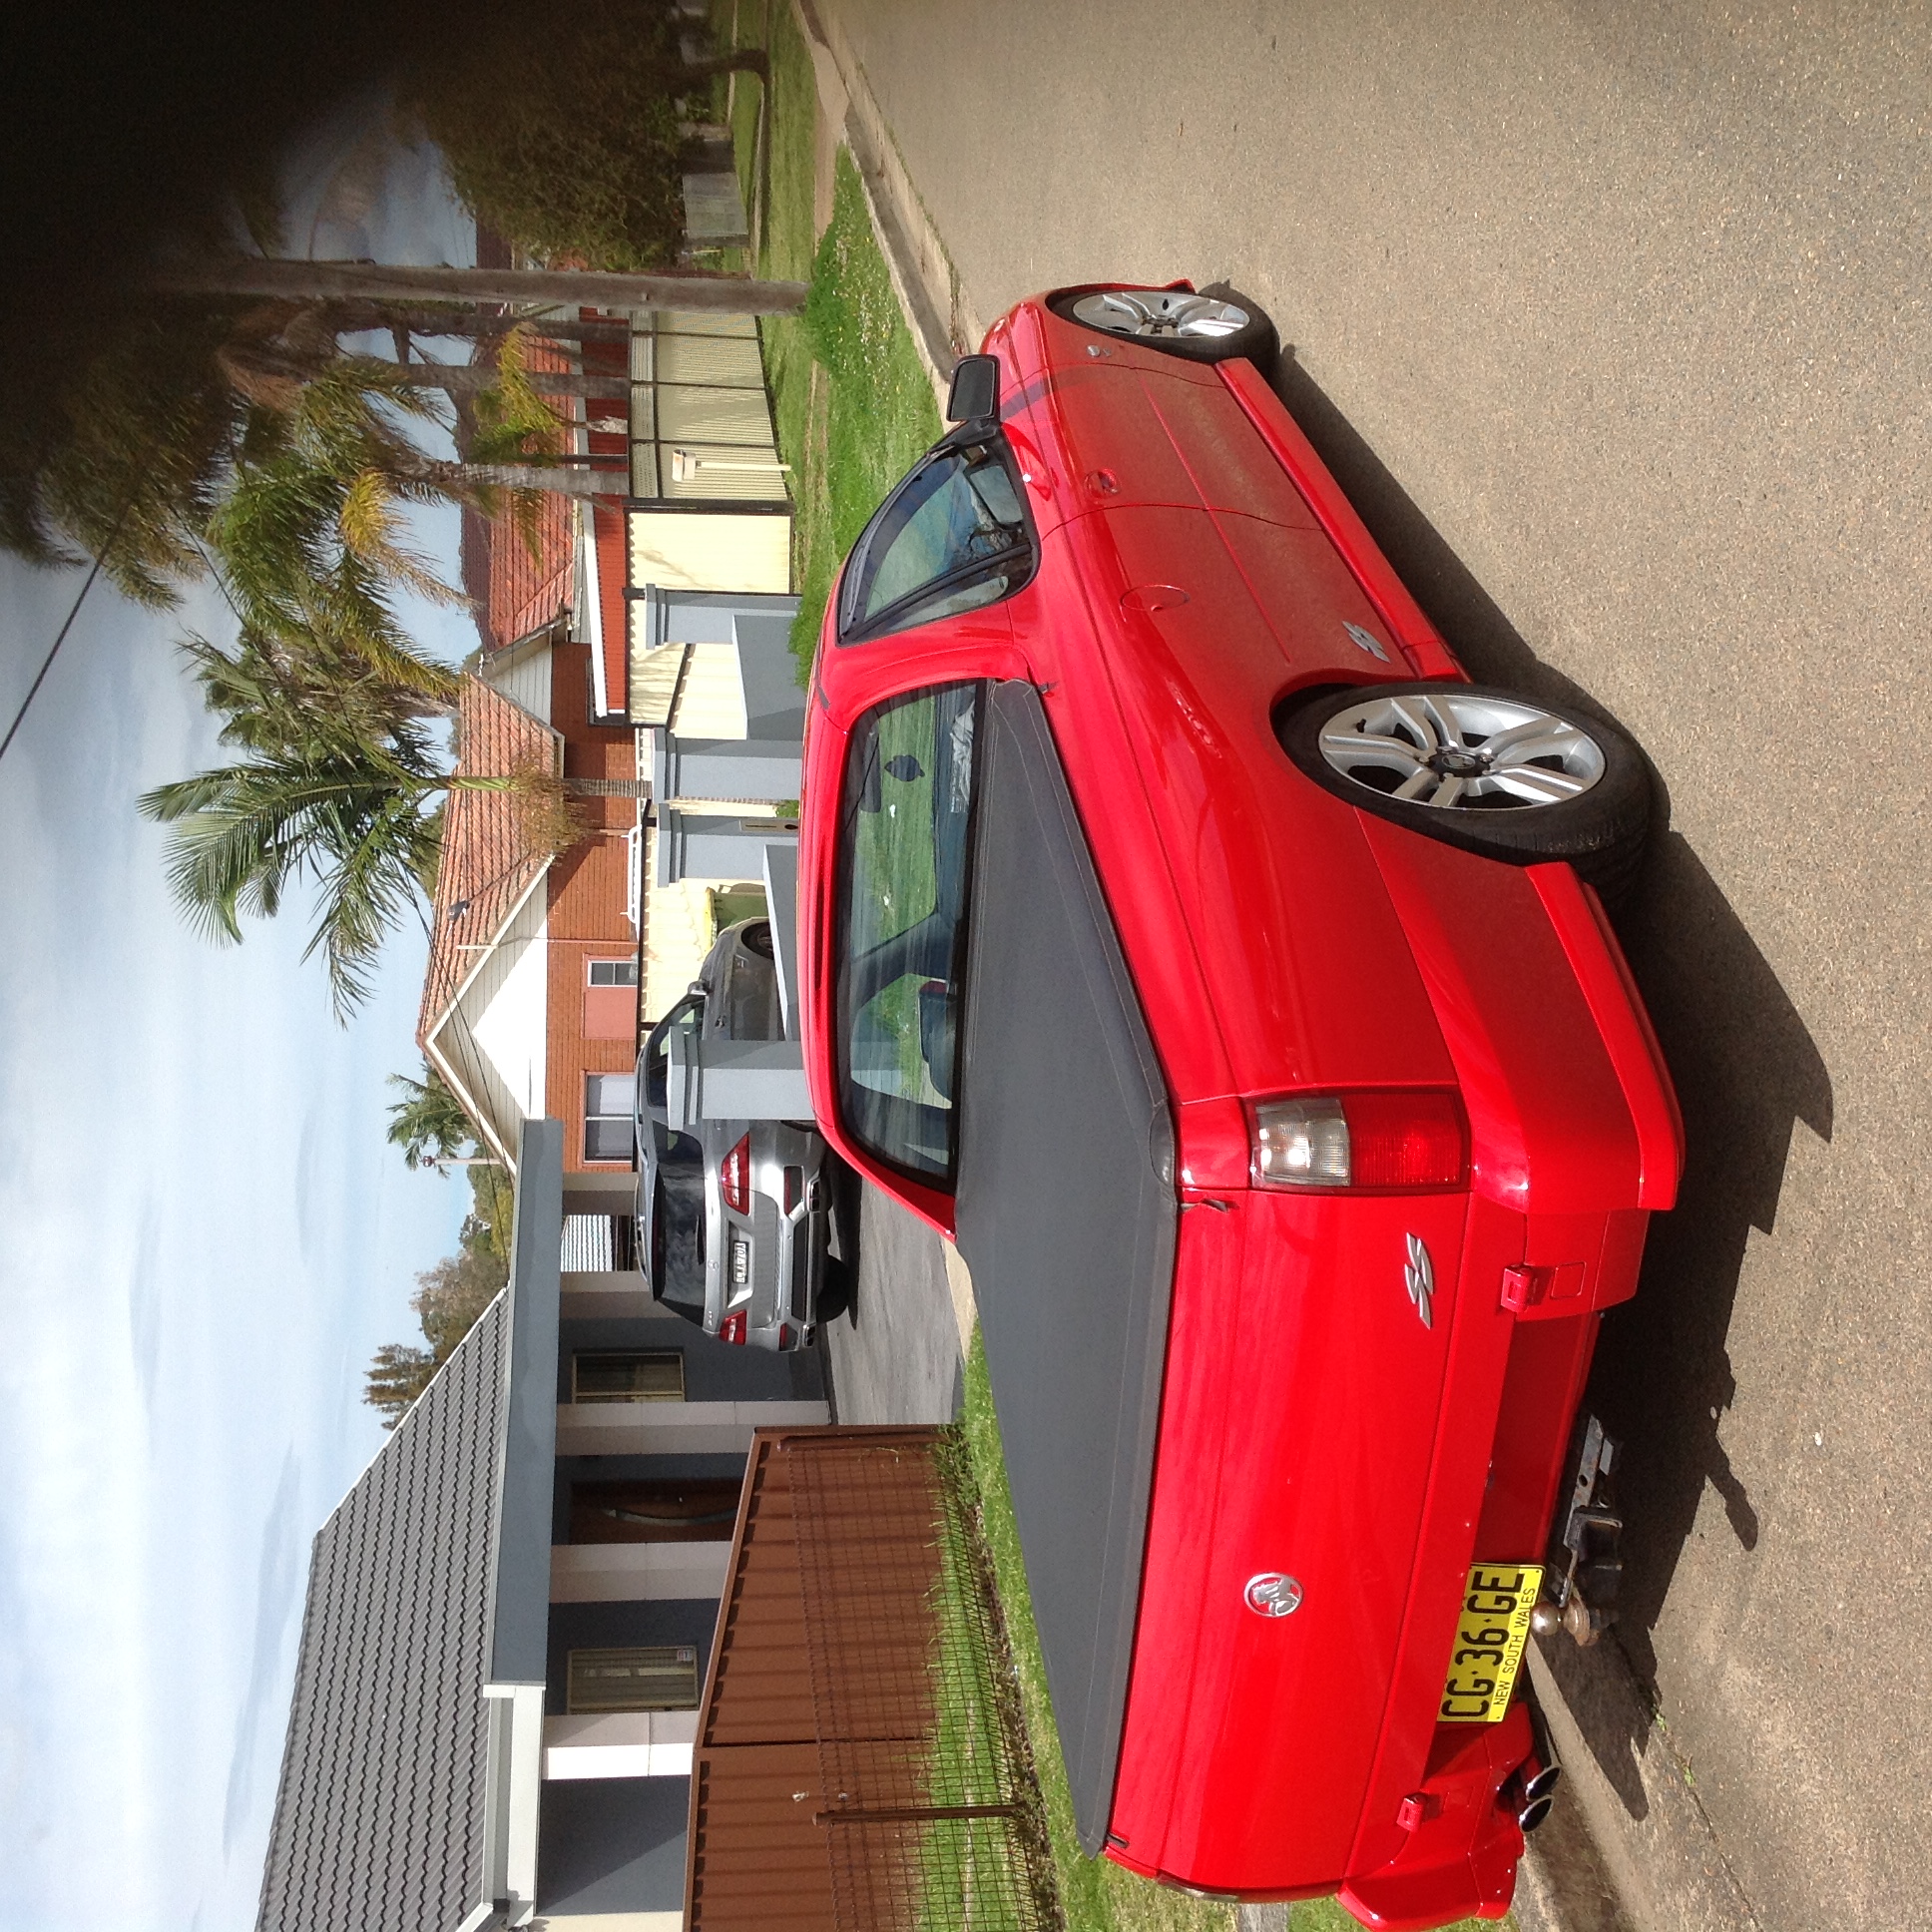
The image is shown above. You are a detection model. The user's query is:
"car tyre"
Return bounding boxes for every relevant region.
[815,1256,853,1325]
[1276,682,1652,897]
[1047,281,1278,367]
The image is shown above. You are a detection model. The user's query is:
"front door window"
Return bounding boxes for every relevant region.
[839,437,1030,641]
[835,683,981,1182]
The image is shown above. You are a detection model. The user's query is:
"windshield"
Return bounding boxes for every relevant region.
[835,684,981,1182]
[649,1135,709,1312]
[841,440,1029,641]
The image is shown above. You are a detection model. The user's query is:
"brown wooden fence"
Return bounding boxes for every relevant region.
[685,1426,1059,1932]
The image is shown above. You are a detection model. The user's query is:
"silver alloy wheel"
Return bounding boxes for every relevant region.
[1316,689,1607,810]
[1070,288,1251,340]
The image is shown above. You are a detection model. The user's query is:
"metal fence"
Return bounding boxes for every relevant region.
[687,1427,1061,1932]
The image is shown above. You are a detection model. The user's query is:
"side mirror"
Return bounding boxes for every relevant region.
[946,353,1001,423]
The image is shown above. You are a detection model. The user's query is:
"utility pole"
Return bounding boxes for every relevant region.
[152,258,809,317]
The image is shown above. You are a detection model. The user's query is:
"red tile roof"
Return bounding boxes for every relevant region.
[416,677,561,1045]
[463,335,577,655]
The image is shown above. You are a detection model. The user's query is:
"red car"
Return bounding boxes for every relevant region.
[795,282,1681,1928]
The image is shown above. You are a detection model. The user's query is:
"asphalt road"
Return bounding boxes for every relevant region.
[821,4,1931,1926]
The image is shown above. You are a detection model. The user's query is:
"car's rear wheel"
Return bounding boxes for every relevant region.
[1276,682,1652,895]
[1047,281,1277,366]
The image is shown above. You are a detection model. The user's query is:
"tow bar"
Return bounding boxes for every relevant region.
[1531,1413,1624,1647]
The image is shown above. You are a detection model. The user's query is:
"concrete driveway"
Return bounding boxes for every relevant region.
[813,4,1930,1926]
[820,1176,967,1425]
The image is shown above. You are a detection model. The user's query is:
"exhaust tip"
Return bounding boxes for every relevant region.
[1518,1791,1556,1833]
[1524,1763,1562,1805]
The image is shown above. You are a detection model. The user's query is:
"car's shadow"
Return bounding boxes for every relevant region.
[1270,354,1834,1816]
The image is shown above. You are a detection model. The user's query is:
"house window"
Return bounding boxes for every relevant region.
[584,1073,636,1162]
[568,1646,700,1714]
[585,958,640,1040]
[573,1351,685,1403]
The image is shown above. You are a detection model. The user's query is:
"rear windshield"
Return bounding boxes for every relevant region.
[649,1137,709,1311]
[835,684,981,1182]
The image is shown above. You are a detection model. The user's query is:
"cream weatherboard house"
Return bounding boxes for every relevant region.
[425,304,805,1255]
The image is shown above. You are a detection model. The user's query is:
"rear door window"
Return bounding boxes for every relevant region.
[836,684,981,1182]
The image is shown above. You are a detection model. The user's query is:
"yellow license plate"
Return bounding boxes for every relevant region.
[1438,1563,1543,1723]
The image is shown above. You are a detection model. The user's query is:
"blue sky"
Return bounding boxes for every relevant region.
[0,103,485,1930]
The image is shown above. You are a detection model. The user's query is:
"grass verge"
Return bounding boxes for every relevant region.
[724,1,941,678]
[959,1329,1237,1932]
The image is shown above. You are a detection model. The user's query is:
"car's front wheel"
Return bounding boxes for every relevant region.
[1047,281,1277,366]
[1276,682,1653,895]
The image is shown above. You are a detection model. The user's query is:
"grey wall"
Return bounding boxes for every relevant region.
[536,1778,691,1915]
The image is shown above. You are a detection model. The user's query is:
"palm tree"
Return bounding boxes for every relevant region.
[140,718,586,1019]
[385,1066,479,1169]
[140,741,462,1018]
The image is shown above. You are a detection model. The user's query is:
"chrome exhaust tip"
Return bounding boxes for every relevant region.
[1524,1762,1562,1805]
[1518,1790,1557,1833]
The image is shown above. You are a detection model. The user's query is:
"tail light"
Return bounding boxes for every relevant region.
[1249,1091,1467,1192]
[721,1134,751,1213]
[718,1311,747,1345]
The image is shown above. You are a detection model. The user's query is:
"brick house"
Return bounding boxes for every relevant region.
[429,306,804,1213]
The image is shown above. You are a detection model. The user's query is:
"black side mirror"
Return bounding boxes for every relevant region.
[946,353,1001,423]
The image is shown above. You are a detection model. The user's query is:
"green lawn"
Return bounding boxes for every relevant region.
[724,0,942,678]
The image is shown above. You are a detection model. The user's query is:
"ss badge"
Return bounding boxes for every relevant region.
[1404,1233,1435,1329]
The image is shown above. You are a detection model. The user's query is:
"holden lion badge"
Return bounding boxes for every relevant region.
[1243,1573,1303,1619]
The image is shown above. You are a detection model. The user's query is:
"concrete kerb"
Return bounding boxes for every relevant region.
[788,0,984,417]
[772,12,1750,1932]
[1524,1642,1761,1932]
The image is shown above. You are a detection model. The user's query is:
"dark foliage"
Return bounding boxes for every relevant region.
[404,2,702,271]
[364,1167,511,1425]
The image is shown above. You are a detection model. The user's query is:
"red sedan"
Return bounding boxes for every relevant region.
[795,282,1681,1928]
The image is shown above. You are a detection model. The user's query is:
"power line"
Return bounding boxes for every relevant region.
[0,545,115,767]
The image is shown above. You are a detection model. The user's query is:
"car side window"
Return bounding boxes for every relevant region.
[839,438,1031,642]
[641,994,705,1122]
[836,684,980,1183]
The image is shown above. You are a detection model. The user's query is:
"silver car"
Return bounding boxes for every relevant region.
[633,918,835,1350]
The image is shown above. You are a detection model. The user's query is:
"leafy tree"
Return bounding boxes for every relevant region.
[364,1226,509,1426]
[405,4,769,271]
[142,743,519,1017]
[365,1165,514,1423]
[386,1065,478,1169]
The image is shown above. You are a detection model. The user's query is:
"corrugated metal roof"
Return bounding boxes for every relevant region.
[254,1295,509,1932]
